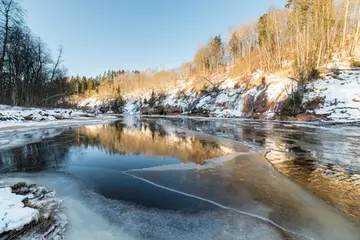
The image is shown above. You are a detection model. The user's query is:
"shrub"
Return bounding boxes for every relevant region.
[157,92,167,102]
[331,68,341,75]
[112,95,126,113]
[308,67,321,80]
[350,59,360,68]
[209,85,220,94]
[234,82,241,89]
[148,91,156,107]
[200,83,208,94]
[177,90,187,99]
[281,89,304,116]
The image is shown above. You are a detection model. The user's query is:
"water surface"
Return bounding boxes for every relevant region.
[0,118,359,240]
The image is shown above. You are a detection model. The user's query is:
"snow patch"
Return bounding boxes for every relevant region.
[0,187,39,233]
[305,70,360,121]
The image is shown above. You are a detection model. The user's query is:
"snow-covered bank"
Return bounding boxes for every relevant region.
[0,118,119,151]
[0,105,118,131]
[304,69,360,122]
[0,105,119,150]
[0,182,66,239]
[79,67,360,123]
[0,105,92,122]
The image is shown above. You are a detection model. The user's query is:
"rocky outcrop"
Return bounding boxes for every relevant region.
[241,94,254,116]
[295,113,318,122]
[164,107,182,115]
[140,107,165,115]
[0,182,67,239]
[82,68,360,122]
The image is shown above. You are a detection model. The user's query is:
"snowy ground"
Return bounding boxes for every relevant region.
[0,182,66,239]
[304,69,360,122]
[79,70,359,123]
[0,187,38,233]
[0,105,90,122]
[82,72,294,119]
[0,105,118,132]
[76,60,360,123]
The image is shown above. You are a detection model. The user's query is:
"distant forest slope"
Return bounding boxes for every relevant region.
[67,0,360,102]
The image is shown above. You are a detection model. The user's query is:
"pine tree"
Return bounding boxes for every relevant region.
[87,79,93,95]
[81,76,87,94]
[209,35,223,70]
[229,32,239,63]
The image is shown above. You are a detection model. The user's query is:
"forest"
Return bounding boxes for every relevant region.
[68,0,360,100]
[1,0,360,106]
[0,0,68,106]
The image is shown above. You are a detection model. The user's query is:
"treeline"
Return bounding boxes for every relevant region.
[193,0,360,79]
[68,69,179,98]
[0,0,68,106]
[72,0,360,99]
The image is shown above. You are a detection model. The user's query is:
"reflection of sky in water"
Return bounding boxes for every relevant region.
[67,146,180,171]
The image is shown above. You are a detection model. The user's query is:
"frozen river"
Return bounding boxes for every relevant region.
[0,118,359,240]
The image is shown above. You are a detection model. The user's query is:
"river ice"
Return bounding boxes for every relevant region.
[0,118,360,239]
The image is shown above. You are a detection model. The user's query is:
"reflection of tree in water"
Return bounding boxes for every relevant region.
[0,120,229,171]
[144,120,167,139]
[74,120,229,164]
[263,129,360,225]
[0,136,71,172]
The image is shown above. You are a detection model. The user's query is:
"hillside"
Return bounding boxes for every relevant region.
[77,55,360,123]
[70,0,360,123]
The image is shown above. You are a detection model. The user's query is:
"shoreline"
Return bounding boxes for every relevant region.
[0,116,119,151]
[124,113,360,126]
[0,182,66,239]
[0,116,119,133]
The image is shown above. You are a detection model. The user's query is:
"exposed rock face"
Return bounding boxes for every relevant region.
[253,90,268,114]
[0,182,67,239]
[82,69,360,122]
[164,107,182,115]
[140,107,165,115]
[241,94,254,117]
[295,113,318,122]
[141,106,182,116]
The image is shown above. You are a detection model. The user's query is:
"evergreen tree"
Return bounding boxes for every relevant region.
[81,76,87,94]
[229,32,240,62]
[209,35,223,70]
[87,79,93,95]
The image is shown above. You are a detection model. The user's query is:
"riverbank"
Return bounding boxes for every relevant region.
[0,105,119,150]
[0,182,66,239]
[0,104,118,130]
[75,66,360,123]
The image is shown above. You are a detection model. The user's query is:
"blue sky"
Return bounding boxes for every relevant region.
[22,0,286,77]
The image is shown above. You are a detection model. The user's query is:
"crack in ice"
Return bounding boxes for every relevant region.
[123,159,313,240]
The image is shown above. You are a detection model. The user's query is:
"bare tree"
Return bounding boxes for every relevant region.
[342,0,350,50]
[0,0,23,73]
